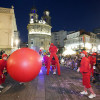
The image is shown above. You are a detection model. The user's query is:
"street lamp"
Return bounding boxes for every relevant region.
[15,39,19,45]
[15,39,19,49]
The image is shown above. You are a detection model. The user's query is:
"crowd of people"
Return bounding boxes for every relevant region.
[60,53,99,73]
[42,49,100,98]
[0,50,5,59]
[0,45,100,98]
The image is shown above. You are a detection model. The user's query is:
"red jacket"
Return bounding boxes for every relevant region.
[91,57,96,67]
[0,59,7,75]
[43,55,49,64]
[49,43,58,54]
[88,56,92,63]
[80,57,90,73]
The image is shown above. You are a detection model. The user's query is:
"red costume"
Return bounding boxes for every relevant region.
[88,55,92,74]
[0,54,7,85]
[43,55,49,68]
[88,55,92,64]
[51,58,57,70]
[80,51,91,88]
[47,43,60,75]
[0,59,7,84]
[90,53,96,77]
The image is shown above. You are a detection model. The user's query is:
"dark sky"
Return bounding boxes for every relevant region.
[0,0,100,42]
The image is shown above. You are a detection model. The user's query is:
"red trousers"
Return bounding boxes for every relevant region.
[82,73,91,88]
[0,74,5,85]
[45,63,48,68]
[47,53,61,75]
[52,65,56,70]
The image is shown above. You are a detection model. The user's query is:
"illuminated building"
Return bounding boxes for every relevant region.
[63,30,98,55]
[0,6,19,54]
[93,27,100,39]
[27,7,52,51]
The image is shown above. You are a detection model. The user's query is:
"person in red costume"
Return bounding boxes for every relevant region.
[77,51,96,99]
[0,54,8,91]
[43,54,49,68]
[47,43,61,75]
[88,53,92,65]
[88,53,92,75]
[91,53,96,77]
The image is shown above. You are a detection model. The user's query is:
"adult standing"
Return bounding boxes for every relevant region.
[77,51,96,99]
[0,54,8,90]
[47,43,60,75]
[91,53,96,77]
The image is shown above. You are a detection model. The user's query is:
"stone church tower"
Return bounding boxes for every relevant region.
[27,7,52,51]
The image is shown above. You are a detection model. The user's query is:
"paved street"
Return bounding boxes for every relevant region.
[0,66,100,100]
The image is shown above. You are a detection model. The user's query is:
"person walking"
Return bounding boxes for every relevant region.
[77,51,96,99]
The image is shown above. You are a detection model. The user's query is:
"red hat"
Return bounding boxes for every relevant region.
[81,50,87,55]
[2,54,8,58]
[92,53,96,56]
[50,43,54,46]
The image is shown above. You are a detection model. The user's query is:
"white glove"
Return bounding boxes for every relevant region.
[93,66,96,69]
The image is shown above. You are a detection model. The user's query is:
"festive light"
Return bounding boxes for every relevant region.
[98,45,100,50]
[29,31,51,35]
[92,46,97,52]
[62,48,76,56]
[85,43,92,49]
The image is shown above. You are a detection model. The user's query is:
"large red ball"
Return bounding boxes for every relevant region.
[7,48,42,82]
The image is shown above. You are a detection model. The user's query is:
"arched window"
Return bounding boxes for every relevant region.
[34,10,35,13]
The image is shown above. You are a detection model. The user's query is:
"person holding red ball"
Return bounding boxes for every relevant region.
[0,54,8,91]
[77,51,96,99]
[47,43,60,75]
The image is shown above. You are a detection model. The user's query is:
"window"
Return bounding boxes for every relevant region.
[80,38,82,41]
[31,42,33,44]
[67,36,69,39]
[41,41,43,45]
[34,10,35,13]
[31,16,33,18]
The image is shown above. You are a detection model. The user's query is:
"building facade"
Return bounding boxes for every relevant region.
[27,7,52,51]
[63,30,98,55]
[93,28,100,39]
[51,30,67,48]
[0,6,19,54]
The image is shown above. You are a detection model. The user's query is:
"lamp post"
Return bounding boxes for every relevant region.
[15,39,19,49]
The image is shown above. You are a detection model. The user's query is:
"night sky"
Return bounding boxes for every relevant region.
[0,0,100,42]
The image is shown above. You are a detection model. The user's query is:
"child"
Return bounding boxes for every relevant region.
[43,54,49,68]
[0,54,8,90]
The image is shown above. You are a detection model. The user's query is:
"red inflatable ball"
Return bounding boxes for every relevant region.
[7,48,42,82]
